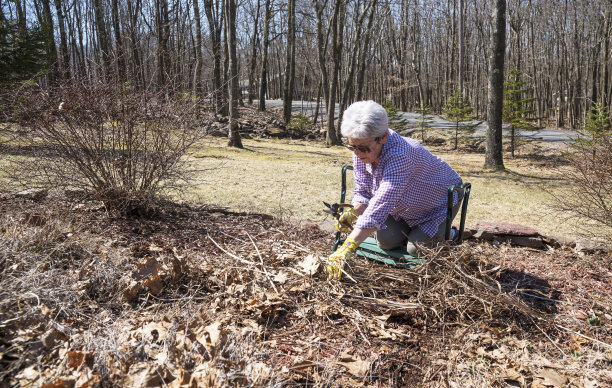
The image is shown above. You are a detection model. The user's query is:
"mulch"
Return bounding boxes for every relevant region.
[1,194,611,387]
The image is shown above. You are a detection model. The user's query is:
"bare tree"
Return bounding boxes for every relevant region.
[53,0,70,78]
[8,0,612,131]
[282,0,296,125]
[205,0,227,115]
[355,0,376,101]
[126,0,143,87]
[40,0,58,83]
[313,0,330,123]
[93,0,111,76]
[458,0,465,94]
[193,0,203,96]
[246,0,261,105]
[225,0,243,148]
[326,0,345,146]
[485,0,506,170]
[258,0,272,111]
[110,0,124,80]
[339,0,377,126]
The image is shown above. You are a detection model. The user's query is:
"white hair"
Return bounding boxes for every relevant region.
[340,100,389,138]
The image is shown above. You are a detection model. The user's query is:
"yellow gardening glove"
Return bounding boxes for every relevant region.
[325,237,358,280]
[334,208,358,233]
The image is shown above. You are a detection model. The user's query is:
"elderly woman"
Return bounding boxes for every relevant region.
[326,100,463,280]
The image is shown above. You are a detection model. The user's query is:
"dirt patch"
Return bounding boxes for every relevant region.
[1,194,611,387]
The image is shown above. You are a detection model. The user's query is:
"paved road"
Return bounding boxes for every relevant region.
[261,99,576,143]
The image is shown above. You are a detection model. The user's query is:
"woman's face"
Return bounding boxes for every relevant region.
[347,132,388,165]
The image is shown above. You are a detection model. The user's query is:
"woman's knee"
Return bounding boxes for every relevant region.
[375,229,406,250]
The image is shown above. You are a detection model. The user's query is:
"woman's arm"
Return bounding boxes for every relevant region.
[353,202,367,216]
[346,226,377,245]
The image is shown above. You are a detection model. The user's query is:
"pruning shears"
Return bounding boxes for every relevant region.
[322,201,353,218]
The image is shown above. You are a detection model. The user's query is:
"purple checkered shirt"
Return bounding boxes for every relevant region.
[352,129,462,237]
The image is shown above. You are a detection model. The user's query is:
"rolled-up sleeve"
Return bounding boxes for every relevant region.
[351,155,372,206]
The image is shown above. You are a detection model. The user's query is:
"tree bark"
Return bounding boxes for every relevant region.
[93,0,111,77]
[126,0,143,88]
[602,9,610,108]
[282,0,296,125]
[326,0,344,146]
[355,1,376,101]
[225,0,243,148]
[204,0,227,115]
[14,0,27,39]
[458,0,464,95]
[314,0,330,111]
[484,0,506,170]
[192,0,203,96]
[247,0,261,105]
[155,0,171,90]
[111,0,125,81]
[258,0,272,111]
[53,0,70,78]
[40,0,58,84]
[340,0,376,124]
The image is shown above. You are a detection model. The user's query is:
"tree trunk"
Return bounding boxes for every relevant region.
[41,0,58,84]
[484,0,506,170]
[314,0,330,112]
[42,0,58,84]
[355,1,376,101]
[458,0,464,94]
[247,0,261,105]
[71,0,87,78]
[204,0,227,115]
[340,0,376,125]
[53,0,70,78]
[282,0,296,125]
[225,0,243,148]
[326,0,344,146]
[603,9,610,108]
[110,0,124,81]
[192,0,203,96]
[93,0,111,77]
[126,0,143,88]
[14,0,27,38]
[155,0,171,91]
[258,0,271,111]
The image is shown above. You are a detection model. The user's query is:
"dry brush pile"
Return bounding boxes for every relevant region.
[1,193,611,387]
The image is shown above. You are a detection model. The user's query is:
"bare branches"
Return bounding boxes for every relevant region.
[10,78,204,214]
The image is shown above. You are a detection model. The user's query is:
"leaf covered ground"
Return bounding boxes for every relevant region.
[1,194,611,387]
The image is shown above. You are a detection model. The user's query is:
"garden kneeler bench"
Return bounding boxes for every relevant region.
[331,165,471,269]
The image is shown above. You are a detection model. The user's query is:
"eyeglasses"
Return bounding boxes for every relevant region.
[345,137,381,153]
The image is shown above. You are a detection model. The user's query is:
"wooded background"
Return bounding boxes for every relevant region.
[1,0,611,132]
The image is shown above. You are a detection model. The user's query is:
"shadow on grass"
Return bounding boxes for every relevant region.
[0,143,59,158]
[462,167,565,184]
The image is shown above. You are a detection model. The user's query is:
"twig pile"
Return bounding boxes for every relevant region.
[1,195,610,387]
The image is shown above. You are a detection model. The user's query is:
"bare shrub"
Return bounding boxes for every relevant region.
[550,104,612,241]
[11,79,204,214]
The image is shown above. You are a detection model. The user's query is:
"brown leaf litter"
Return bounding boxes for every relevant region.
[0,194,611,387]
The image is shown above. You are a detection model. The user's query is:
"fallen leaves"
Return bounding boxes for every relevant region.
[334,351,372,377]
[2,198,611,387]
[297,254,322,276]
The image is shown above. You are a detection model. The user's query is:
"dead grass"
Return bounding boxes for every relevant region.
[1,120,605,240]
[183,135,597,241]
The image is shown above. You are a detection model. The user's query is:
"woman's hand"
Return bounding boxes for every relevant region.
[325,237,358,279]
[334,208,359,233]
